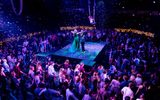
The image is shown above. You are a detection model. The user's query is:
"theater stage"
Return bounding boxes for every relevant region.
[36,42,106,66]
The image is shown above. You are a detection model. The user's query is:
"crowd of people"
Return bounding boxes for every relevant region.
[0,29,160,100]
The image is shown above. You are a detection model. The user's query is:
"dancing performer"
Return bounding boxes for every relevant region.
[79,30,86,52]
[69,29,80,52]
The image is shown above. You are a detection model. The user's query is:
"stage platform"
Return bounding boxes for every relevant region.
[36,42,106,66]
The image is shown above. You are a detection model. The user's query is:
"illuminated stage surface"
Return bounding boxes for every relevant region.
[36,42,106,66]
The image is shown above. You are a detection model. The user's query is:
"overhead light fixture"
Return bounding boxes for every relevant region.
[10,0,23,15]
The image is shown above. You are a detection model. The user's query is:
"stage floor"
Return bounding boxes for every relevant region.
[53,42,106,60]
[36,42,106,66]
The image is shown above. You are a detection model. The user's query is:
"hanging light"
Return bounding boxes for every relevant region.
[88,0,96,25]
[10,0,23,15]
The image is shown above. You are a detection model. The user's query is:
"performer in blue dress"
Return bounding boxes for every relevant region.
[69,29,80,52]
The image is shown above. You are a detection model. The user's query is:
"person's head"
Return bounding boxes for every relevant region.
[80,62,84,67]
[30,65,35,71]
[98,65,103,69]
[114,75,118,80]
[125,96,130,100]
[93,72,98,76]
[136,73,141,78]
[69,85,73,90]
[60,68,64,72]
[2,59,7,63]
[64,59,69,64]
[140,93,144,99]
[35,71,40,76]
[85,89,90,94]
[11,71,16,77]
[130,74,135,82]
[128,82,134,88]
[38,82,45,88]
[37,61,41,66]
[123,75,128,81]
[103,70,106,74]
[50,61,55,66]
[75,64,80,69]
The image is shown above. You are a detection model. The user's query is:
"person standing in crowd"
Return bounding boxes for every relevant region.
[121,82,134,100]
[66,85,78,100]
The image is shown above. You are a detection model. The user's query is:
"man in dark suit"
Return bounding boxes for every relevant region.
[79,30,86,52]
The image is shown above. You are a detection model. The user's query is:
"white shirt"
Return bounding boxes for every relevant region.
[66,88,78,100]
[48,64,56,76]
[3,62,10,72]
[67,68,71,75]
[82,94,91,100]
[101,73,110,81]
[121,87,134,100]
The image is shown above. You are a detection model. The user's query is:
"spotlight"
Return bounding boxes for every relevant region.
[153,1,156,4]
